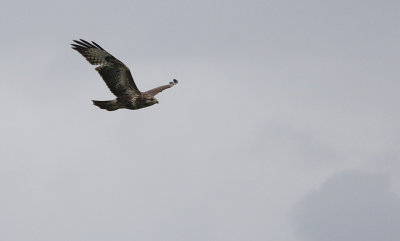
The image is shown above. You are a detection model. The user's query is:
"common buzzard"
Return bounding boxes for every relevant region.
[71,39,178,111]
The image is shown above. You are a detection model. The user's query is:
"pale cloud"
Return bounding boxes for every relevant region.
[292,171,400,241]
[1,0,400,240]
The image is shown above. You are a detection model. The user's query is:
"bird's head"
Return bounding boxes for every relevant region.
[146,96,159,105]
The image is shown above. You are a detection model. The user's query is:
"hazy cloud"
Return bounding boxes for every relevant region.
[1,0,400,240]
[292,171,400,241]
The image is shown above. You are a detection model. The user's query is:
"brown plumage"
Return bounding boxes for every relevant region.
[71,39,178,111]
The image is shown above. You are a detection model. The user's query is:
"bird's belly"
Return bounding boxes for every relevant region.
[126,101,151,110]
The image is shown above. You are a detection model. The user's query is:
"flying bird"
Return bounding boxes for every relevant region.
[71,39,178,111]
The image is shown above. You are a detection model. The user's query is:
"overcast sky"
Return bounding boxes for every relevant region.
[1,0,400,240]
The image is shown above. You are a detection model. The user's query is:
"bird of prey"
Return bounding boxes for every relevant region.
[71,39,178,111]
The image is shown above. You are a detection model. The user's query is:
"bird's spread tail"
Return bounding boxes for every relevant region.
[92,99,119,111]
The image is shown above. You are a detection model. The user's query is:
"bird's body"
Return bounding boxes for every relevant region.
[71,39,178,111]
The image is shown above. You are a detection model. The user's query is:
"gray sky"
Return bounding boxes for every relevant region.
[1,0,400,240]
[292,171,400,241]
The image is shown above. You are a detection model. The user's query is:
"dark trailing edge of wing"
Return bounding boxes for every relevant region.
[71,39,105,51]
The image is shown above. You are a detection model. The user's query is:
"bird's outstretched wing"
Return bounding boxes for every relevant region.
[71,39,140,97]
[145,79,178,97]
